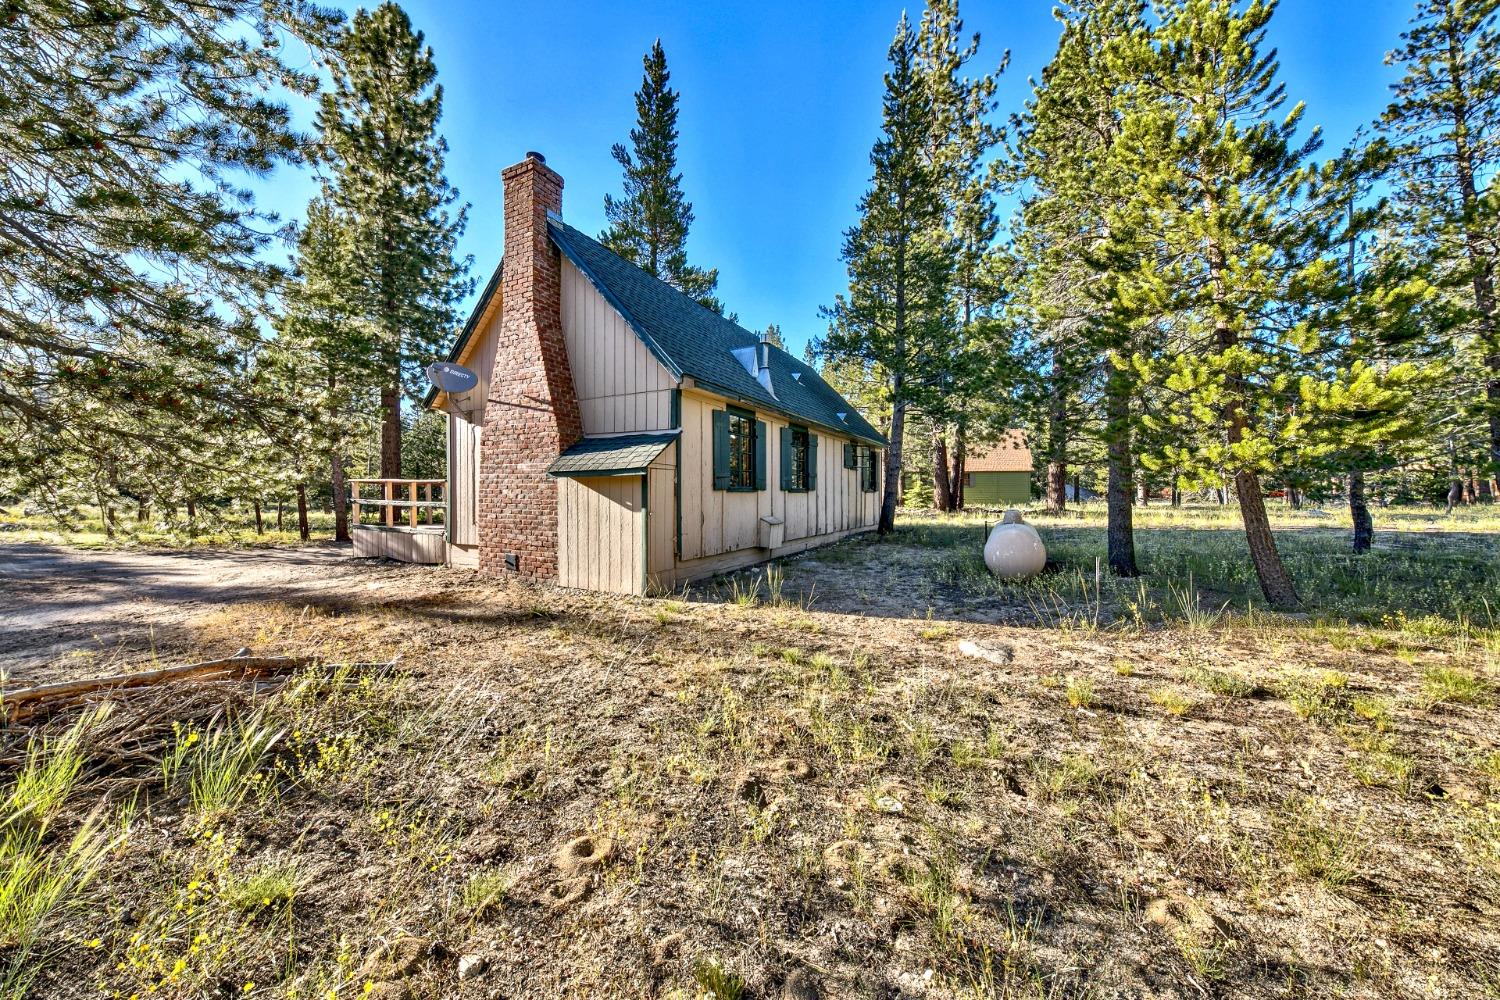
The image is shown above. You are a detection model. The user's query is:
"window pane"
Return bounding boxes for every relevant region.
[728,412,753,488]
[789,428,808,490]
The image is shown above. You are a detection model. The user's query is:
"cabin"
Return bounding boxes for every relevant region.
[962,431,1033,506]
[353,152,886,595]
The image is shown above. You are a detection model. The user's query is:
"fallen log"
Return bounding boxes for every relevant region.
[1,652,316,724]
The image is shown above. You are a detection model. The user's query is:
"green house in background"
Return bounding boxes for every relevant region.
[963,431,1033,505]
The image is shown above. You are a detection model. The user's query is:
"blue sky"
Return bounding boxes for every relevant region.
[260,0,1420,359]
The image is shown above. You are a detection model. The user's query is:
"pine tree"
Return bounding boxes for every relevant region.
[313,2,471,479]
[401,409,447,479]
[0,0,337,486]
[1380,0,1500,496]
[601,41,722,313]
[276,199,378,542]
[1008,0,1152,573]
[1303,173,1459,552]
[915,0,1009,512]
[1123,0,1426,608]
[820,13,953,535]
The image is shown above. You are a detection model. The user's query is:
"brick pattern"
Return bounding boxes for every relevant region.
[477,154,582,581]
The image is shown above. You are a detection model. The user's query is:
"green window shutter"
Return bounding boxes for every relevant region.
[843,442,856,469]
[779,426,792,490]
[754,420,767,490]
[808,434,818,490]
[712,410,730,490]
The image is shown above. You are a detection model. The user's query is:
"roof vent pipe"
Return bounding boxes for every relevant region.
[755,331,774,397]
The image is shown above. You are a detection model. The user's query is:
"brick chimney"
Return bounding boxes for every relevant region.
[477,152,582,581]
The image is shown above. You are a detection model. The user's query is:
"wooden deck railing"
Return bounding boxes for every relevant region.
[348,479,446,529]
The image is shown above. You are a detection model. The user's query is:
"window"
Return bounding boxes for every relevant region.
[728,410,755,489]
[713,407,765,491]
[860,447,879,493]
[964,473,974,488]
[843,443,857,469]
[781,425,817,492]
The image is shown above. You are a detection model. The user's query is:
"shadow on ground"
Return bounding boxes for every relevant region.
[689,520,1500,630]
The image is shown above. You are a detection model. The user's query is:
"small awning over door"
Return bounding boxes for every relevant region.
[547,431,678,478]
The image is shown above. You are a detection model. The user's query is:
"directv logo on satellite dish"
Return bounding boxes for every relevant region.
[426,361,479,395]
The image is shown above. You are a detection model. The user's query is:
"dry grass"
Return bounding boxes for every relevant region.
[0,503,341,550]
[4,514,1500,998]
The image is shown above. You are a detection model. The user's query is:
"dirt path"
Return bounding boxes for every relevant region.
[0,542,418,680]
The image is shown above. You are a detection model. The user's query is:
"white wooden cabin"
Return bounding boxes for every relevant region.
[360,152,886,595]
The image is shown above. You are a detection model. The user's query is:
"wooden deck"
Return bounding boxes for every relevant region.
[348,479,450,565]
[351,524,448,564]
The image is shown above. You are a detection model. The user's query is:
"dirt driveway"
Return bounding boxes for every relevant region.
[0,528,1001,684]
[0,541,432,680]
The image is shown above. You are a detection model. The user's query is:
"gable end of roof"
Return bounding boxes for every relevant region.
[422,259,503,408]
[424,215,887,448]
[546,219,886,446]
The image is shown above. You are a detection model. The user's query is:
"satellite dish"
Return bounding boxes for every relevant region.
[426,361,478,395]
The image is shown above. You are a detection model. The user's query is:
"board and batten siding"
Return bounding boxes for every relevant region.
[441,287,503,554]
[676,389,879,564]
[558,476,645,594]
[965,470,1032,506]
[646,457,676,588]
[435,258,881,585]
[446,418,481,547]
[560,259,677,434]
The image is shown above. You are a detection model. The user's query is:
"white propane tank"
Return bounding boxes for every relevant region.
[984,509,1047,580]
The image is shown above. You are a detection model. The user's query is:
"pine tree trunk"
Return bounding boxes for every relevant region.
[1236,469,1298,609]
[380,381,402,478]
[1045,385,1066,514]
[296,484,310,542]
[137,501,148,523]
[277,502,284,532]
[1072,472,1080,505]
[1046,462,1066,515]
[932,433,953,512]
[327,370,353,541]
[1489,379,1500,495]
[950,426,966,510]
[1208,218,1298,609]
[331,452,351,542]
[1447,478,1464,513]
[96,485,114,538]
[1480,475,1494,504]
[1350,470,1373,554]
[1105,371,1138,576]
[879,391,905,535]
[253,499,263,535]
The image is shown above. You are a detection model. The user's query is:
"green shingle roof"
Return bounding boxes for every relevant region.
[547,431,678,478]
[547,219,885,446]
